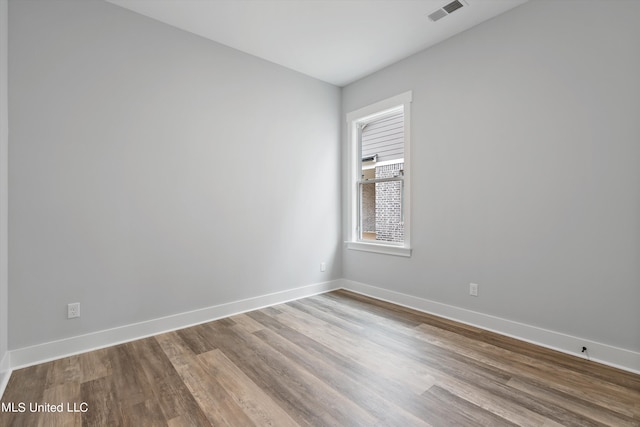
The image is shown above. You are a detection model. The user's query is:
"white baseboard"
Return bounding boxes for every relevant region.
[6,278,639,378]
[9,280,341,370]
[340,279,640,375]
[0,351,10,399]
[0,370,9,400]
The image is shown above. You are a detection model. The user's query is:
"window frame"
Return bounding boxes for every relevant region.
[345,91,412,257]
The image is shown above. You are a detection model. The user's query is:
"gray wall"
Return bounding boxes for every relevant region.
[9,0,341,349]
[0,0,8,367]
[8,0,640,358]
[343,0,640,353]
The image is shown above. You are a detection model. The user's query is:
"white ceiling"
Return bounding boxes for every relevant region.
[105,0,528,87]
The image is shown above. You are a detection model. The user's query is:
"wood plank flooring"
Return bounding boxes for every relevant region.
[1,290,639,426]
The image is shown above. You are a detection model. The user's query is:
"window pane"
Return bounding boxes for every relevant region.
[360,181,376,241]
[361,112,404,163]
[374,176,404,243]
[359,168,404,244]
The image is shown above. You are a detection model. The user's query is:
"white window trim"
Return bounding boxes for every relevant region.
[345,91,412,257]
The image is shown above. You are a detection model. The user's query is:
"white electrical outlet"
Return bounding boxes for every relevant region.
[320,262,326,272]
[68,302,80,319]
[469,283,479,297]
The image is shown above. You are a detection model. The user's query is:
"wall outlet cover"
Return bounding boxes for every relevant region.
[469,283,479,297]
[68,303,80,319]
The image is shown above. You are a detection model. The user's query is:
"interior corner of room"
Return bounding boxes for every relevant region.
[1,0,639,405]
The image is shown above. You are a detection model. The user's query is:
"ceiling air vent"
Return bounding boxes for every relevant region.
[428,0,466,22]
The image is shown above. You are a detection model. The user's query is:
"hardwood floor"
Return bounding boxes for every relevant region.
[1,290,639,426]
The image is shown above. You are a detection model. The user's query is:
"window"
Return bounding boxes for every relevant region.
[346,91,412,257]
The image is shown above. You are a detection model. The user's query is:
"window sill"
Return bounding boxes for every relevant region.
[345,241,412,257]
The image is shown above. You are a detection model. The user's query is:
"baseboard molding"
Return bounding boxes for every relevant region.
[0,351,10,399]
[340,279,640,375]
[6,278,639,377]
[9,280,341,370]
[0,371,9,400]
